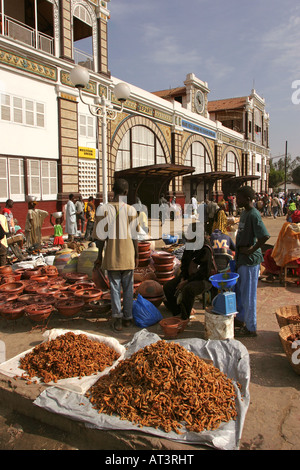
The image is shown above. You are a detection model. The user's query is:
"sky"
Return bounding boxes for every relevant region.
[106,0,300,162]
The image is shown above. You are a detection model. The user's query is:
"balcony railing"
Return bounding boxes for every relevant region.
[74,47,94,70]
[1,15,54,55]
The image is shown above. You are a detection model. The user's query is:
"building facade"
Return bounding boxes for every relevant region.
[0,0,270,235]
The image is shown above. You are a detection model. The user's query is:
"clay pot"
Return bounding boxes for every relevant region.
[92,267,110,290]
[18,294,39,304]
[53,291,74,301]
[63,272,89,284]
[159,317,189,338]
[1,275,18,284]
[0,293,18,305]
[0,266,13,276]
[36,285,61,296]
[136,280,164,298]
[156,276,175,285]
[138,258,151,267]
[0,301,27,320]
[138,250,151,261]
[74,288,102,304]
[31,274,49,283]
[24,281,47,294]
[56,299,85,317]
[14,268,27,279]
[155,270,174,279]
[87,299,112,315]
[138,241,151,252]
[68,281,95,292]
[25,304,54,322]
[23,268,42,279]
[41,265,58,278]
[153,262,174,272]
[152,252,175,265]
[0,281,24,295]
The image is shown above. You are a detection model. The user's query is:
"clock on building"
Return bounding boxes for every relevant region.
[194,90,204,114]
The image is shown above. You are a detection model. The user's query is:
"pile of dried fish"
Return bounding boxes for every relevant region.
[87,340,238,434]
[19,332,120,383]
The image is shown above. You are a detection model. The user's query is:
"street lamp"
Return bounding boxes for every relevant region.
[69,65,130,204]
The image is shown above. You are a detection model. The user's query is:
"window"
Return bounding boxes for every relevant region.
[115,126,167,171]
[0,93,45,128]
[79,114,94,138]
[27,159,57,200]
[0,157,24,202]
[184,141,212,174]
[222,151,240,176]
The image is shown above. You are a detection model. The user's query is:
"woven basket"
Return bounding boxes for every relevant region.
[279,324,300,375]
[275,305,300,328]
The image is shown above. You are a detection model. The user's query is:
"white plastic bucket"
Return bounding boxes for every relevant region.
[205,308,235,340]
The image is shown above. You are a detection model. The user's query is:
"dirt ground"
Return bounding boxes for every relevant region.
[0,214,299,451]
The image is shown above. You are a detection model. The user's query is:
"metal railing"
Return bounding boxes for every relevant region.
[1,15,54,55]
[74,47,94,70]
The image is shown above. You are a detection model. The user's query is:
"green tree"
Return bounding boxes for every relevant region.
[292,165,300,186]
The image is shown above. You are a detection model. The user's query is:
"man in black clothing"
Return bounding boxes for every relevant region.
[163,233,214,320]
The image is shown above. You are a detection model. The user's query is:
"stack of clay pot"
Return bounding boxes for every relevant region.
[152,251,175,285]
[137,241,151,267]
[136,279,165,308]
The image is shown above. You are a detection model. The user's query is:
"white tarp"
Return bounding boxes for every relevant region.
[0,328,126,394]
[33,329,250,450]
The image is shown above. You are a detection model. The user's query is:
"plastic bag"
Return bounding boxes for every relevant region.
[132,294,163,328]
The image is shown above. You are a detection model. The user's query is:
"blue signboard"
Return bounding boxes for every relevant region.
[182,120,216,140]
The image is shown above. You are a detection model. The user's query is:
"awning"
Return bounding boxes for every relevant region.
[183,171,235,183]
[115,163,195,179]
[227,175,260,183]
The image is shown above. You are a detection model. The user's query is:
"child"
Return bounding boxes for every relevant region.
[50,214,64,247]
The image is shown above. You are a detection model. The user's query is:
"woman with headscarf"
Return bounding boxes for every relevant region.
[212,201,228,234]
[24,200,49,248]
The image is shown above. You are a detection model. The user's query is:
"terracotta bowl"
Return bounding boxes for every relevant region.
[87,298,112,315]
[152,252,175,265]
[23,268,42,279]
[74,288,103,304]
[0,301,27,320]
[157,277,175,285]
[36,285,61,296]
[64,272,89,284]
[56,299,85,317]
[68,281,95,292]
[25,304,54,322]
[0,293,18,305]
[0,281,24,295]
[138,258,151,267]
[136,280,164,298]
[42,265,59,277]
[138,250,151,260]
[1,275,18,284]
[159,317,189,338]
[24,281,48,294]
[92,267,110,290]
[153,262,174,272]
[155,270,174,279]
[0,266,13,276]
[13,268,27,279]
[30,275,49,283]
[138,241,151,252]
[18,294,39,304]
[53,291,74,301]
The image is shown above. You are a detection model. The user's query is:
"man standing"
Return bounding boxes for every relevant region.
[24,200,49,249]
[84,196,95,241]
[3,199,15,234]
[75,194,85,234]
[93,179,139,332]
[0,210,9,266]
[234,186,270,337]
[65,194,77,242]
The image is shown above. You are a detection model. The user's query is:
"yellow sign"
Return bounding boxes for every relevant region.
[78,147,96,159]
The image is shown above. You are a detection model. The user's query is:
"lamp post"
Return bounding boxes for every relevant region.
[69,65,130,204]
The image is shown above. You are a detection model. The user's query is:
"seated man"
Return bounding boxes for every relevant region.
[163,231,215,320]
[210,229,236,256]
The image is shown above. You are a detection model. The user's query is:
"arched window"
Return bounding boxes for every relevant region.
[222,151,240,176]
[115,126,166,171]
[184,141,212,174]
[73,4,94,70]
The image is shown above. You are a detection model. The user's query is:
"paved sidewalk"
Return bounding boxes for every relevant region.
[0,215,299,450]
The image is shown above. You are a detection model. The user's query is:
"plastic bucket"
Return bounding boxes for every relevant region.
[205,308,235,340]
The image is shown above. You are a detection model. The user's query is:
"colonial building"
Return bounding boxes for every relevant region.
[0,0,270,235]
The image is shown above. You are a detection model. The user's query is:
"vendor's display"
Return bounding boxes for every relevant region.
[159,317,189,338]
[279,324,300,375]
[275,305,300,328]
[19,331,121,384]
[87,340,239,435]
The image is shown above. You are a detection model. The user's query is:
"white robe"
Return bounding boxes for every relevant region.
[65,200,76,235]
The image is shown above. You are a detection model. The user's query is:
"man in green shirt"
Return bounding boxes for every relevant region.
[234,186,270,337]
